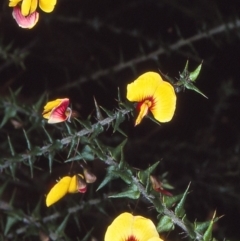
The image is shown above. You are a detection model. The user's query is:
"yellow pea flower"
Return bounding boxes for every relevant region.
[42,98,72,124]
[46,174,87,207]
[105,212,163,241]
[127,72,176,126]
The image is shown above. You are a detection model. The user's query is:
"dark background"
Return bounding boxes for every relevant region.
[1,0,240,240]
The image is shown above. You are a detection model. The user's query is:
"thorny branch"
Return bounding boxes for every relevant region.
[55,19,240,92]
[0,109,131,168]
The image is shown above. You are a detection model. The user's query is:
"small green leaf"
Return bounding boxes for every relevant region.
[55,213,70,235]
[7,136,15,156]
[0,106,17,127]
[65,154,82,162]
[138,161,160,184]
[23,129,31,150]
[93,138,106,154]
[119,100,134,111]
[152,198,164,213]
[48,153,54,173]
[28,156,34,178]
[183,60,189,73]
[118,153,128,169]
[9,189,17,207]
[182,215,196,239]
[97,166,117,191]
[4,216,18,235]
[203,211,216,241]
[81,227,94,241]
[157,215,174,233]
[64,122,74,134]
[159,70,176,85]
[91,145,106,160]
[109,184,140,199]
[116,127,127,137]
[31,146,42,156]
[65,146,95,162]
[42,125,53,143]
[195,214,221,235]
[0,181,8,197]
[33,94,46,110]
[49,139,63,151]
[90,123,104,139]
[9,163,16,179]
[74,119,92,129]
[174,183,191,218]
[185,82,208,99]
[100,106,114,117]
[111,169,132,184]
[195,220,211,234]
[94,97,104,121]
[189,62,202,82]
[81,145,95,160]
[117,87,122,103]
[67,137,78,158]
[176,61,207,98]
[9,88,22,101]
[32,199,42,218]
[162,193,184,208]
[108,139,127,162]
[113,111,125,133]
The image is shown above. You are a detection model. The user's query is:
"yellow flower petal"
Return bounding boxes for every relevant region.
[9,0,22,7]
[105,213,162,241]
[46,176,71,207]
[127,72,161,103]
[21,0,32,16]
[127,72,176,124]
[150,79,176,123]
[46,174,86,207]
[39,0,56,13]
[43,99,64,115]
[30,0,38,14]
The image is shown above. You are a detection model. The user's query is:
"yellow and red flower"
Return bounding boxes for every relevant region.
[46,174,87,207]
[127,72,176,126]
[42,98,72,124]
[105,212,163,241]
[9,0,56,28]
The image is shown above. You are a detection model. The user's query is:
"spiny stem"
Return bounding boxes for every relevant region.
[0,109,131,169]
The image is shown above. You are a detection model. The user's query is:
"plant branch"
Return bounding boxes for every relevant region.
[55,18,240,92]
[103,158,203,240]
[0,108,131,168]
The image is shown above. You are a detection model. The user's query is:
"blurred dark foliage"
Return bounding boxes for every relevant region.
[1,0,240,240]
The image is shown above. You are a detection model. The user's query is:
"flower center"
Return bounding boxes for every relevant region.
[126,235,138,241]
[135,99,154,126]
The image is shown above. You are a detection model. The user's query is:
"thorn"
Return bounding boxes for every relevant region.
[93,96,104,121]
